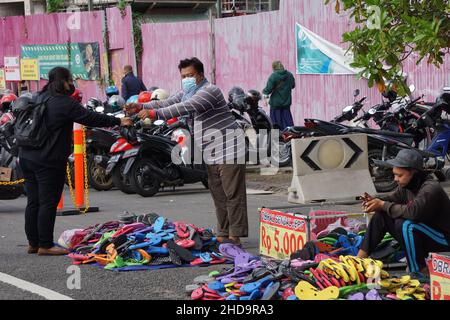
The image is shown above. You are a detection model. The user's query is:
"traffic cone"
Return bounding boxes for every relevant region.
[56,123,99,216]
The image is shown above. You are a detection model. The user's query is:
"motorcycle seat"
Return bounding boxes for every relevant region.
[341,127,416,139]
[288,126,313,135]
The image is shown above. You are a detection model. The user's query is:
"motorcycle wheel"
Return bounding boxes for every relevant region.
[0,185,23,200]
[368,149,397,193]
[129,158,160,197]
[112,161,136,194]
[277,140,292,168]
[201,178,209,189]
[87,156,114,191]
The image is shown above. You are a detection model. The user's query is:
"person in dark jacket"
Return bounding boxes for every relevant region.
[19,67,132,256]
[262,61,296,130]
[358,149,450,276]
[121,65,147,101]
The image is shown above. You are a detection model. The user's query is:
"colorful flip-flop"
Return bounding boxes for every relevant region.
[240,275,274,294]
[153,217,166,233]
[295,281,339,300]
[261,281,280,300]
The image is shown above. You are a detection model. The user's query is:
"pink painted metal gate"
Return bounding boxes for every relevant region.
[140,0,450,124]
[0,6,135,103]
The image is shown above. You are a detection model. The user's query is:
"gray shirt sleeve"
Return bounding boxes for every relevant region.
[142,91,183,110]
[154,87,218,120]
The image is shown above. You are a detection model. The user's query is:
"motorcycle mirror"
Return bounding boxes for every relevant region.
[343,105,353,113]
[353,89,360,97]
[368,108,377,115]
[95,106,105,113]
[153,120,165,126]
[409,85,416,93]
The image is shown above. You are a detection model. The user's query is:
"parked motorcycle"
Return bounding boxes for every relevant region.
[0,111,24,200]
[228,88,292,167]
[66,107,123,191]
[106,115,208,197]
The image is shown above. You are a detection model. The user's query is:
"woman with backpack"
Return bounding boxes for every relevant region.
[17,67,132,256]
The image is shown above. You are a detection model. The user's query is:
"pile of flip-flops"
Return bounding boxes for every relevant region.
[64,212,228,270]
[379,275,430,300]
[291,227,405,265]
[187,244,430,301]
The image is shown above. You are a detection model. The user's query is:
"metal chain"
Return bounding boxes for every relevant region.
[0,179,25,186]
[66,163,77,209]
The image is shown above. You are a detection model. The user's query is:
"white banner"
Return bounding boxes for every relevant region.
[296,24,361,75]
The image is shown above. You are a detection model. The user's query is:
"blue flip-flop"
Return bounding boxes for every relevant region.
[208,281,225,292]
[128,241,153,250]
[241,275,274,294]
[153,217,166,233]
[261,281,280,300]
[146,246,168,255]
[249,289,263,300]
[144,233,162,246]
[200,253,212,263]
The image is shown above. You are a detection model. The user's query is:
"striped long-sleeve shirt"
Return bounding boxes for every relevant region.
[143,84,246,165]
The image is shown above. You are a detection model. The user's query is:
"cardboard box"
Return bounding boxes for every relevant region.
[0,167,12,182]
[429,252,450,300]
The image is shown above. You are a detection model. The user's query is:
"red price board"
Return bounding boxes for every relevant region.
[429,253,450,300]
[259,208,307,260]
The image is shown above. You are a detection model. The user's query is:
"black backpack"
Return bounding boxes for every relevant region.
[13,93,52,149]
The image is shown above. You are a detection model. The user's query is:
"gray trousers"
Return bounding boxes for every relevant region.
[207,164,248,237]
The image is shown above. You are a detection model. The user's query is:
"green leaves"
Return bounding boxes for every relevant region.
[325,0,450,92]
[46,0,65,13]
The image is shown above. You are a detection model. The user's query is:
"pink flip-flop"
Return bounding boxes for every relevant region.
[175,238,195,249]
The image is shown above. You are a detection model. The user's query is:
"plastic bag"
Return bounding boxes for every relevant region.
[58,229,84,249]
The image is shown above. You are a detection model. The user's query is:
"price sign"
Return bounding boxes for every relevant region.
[430,253,450,300]
[4,56,21,81]
[259,208,307,260]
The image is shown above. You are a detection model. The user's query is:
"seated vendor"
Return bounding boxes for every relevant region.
[358,149,450,277]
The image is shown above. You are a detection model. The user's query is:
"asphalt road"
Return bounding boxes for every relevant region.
[3,173,450,301]
[0,183,296,300]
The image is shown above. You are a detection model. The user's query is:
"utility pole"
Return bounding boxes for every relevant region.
[88,0,93,11]
[208,7,216,84]
[216,0,222,18]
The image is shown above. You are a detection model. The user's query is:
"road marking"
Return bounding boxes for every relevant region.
[0,272,73,300]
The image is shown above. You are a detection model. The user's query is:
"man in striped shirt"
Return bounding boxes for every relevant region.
[138,57,248,246]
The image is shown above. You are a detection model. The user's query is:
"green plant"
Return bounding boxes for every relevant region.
[325,0,450,95]
[132,13,154,66]
[117,0,127,13]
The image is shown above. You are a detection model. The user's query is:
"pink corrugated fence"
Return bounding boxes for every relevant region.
[141,20,211,96]
[106,6,136,93]
[140,0,450,124]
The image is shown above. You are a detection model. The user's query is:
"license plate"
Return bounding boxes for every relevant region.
[106,163,115,174]
[109,155,121,163]
[123,148,139,158]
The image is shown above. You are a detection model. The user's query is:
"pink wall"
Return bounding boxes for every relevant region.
[141,20,211,96]
[106,6,136,92]
[0,6,135,103]
[141,0,450,124]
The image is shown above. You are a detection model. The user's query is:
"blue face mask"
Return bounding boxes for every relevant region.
[182,77,197,94]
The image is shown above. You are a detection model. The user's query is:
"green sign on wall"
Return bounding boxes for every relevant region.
[21,43,100,80]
